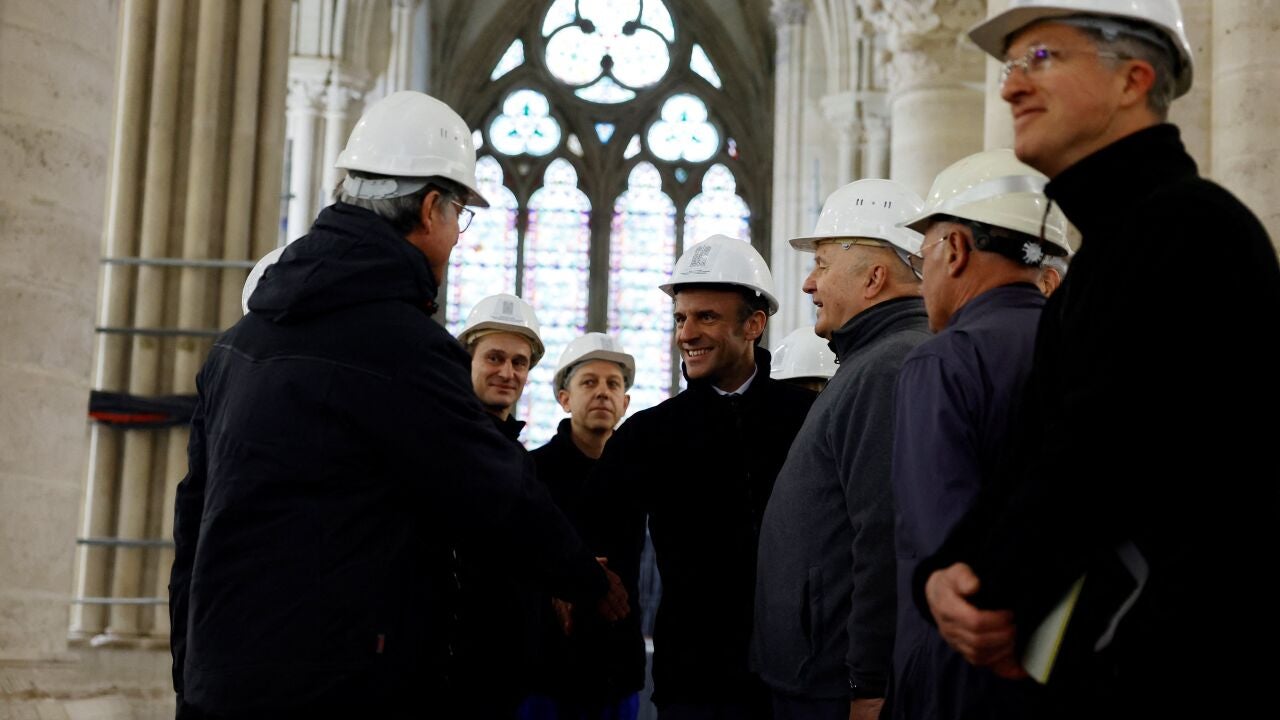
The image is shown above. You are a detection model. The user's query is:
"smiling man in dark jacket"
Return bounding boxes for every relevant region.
[590,235,816,720]
[169,91,626,720]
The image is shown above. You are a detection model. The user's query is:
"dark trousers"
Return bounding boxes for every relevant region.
[657,702,771,720]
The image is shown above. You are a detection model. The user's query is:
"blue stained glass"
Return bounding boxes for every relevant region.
[609,162,677,417]
[647,93,719,162]
[491,39,525,80]
[519,158,592,447]
[595,123,616,143]
[683,163,751,245]
[674,167,688,183]
[447,156,518,337]
[690,44,722,88]
[489,89,562,156]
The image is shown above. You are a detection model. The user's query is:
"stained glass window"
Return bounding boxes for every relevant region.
[543,0,673,99]
[447,156,519,337]
[624,135,641,159]
[647,94,719,163]
[489,89,562,156]
[491,39,525,80]
[609,162,677,417]
[690,44,722,88]
[683,164,751,245]
[595,123,616,143]
[519,159,592,446]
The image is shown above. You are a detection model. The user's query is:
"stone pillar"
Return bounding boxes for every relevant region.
[286,70,326,241]
[1211,1,1280,246]
[770,0,810,339]
[981,0,1015,150]
[0,0,115,658]
[1166,0,1212,167]
[868,0,986,196]
[862,104,891,179]
[321,77,366,205]
[821,91,861,187]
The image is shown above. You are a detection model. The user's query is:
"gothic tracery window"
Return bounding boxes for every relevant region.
[447,0,757,447]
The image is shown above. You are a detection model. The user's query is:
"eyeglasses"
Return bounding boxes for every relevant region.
[1000,43,1125,85]
[908,237,947,279]
[450,199,475,233]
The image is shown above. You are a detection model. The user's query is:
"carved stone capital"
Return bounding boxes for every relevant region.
[859,0,985,91]
[286,76,327,113]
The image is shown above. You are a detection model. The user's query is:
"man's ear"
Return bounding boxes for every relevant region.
[743,310,766,343]
[621,393,631,416]
[1119,59,1157,111]
[864,262,889,298]
[557,388,572,412]
[419,189,441,233]
[946,229,972,278]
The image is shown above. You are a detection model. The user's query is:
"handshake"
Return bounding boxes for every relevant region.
[554,556,629,636]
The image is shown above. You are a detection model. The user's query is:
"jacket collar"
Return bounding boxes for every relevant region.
[829,296,927,362]
[1045,124,1197,243]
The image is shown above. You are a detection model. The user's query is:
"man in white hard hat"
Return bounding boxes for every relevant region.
[917,2,1280,717]
[458,293,545,435]
[753,179,929,720]
[590,234,817,719]
[450,292,547,716]
[887,149,1068,720]
[524,333,642,719]
[171,91,627,719]
[769,325,838,393]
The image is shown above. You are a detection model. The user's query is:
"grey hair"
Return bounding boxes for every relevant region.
[335,172,465,235]
[1065,19,1178,119]
[1041,253,1070,278]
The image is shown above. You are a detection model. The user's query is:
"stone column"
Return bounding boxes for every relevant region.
[0,0,115,658]
[321,77,366,204]
[286,70,327,241]
[866,0,986,196]
[1212,0,1280,246]
[980,0,1015,150]
[1168,0,1213,170]
[821,91,861,187]
[862,103,891,179]
[769,0,810,339]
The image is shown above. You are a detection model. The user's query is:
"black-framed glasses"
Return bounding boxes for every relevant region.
[450,199,475,233]
[1000,43,1124,85]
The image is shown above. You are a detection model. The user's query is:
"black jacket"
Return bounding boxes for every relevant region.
[590,348,817,705]
[527,418,645,703]
[170,203,608,716]
[917,125,1280,717]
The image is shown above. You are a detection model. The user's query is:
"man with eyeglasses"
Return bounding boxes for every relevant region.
[753,179,929,720]
[915,2,1280,718]
[171,91,628,719]
[887,149,1069,720]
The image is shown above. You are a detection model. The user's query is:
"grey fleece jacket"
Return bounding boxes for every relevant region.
[752,296,929,699]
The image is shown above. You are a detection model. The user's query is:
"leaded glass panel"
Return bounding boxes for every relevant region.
[647,93,719,163]
[609,162,677,417]
[491,39,525,80]
[489,89,562,157]
[519,158,592,446]
[543,0,672,94]
[447,156,519,337]
[683,164,750,244]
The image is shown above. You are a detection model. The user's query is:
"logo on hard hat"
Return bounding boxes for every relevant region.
[688,244,713,271]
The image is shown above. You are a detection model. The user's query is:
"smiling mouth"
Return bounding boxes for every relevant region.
[685,347,712,358]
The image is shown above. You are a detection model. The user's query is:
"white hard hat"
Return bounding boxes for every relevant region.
[790,179,926,256]
[335,91,490,207]
[659,234,780,315]
[902,149,1070,256]
[241,246,287,315]
[457,293,545,366]
[770,326,838,381]
[553,332,636,392]
[968,0,1193,98]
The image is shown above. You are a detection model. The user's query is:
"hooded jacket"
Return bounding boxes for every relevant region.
[589,347,816,705]
[170,203,607,715]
